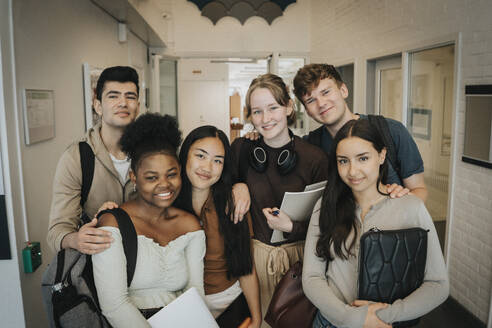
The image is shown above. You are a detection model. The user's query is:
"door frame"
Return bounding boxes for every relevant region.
[375,55,402,119]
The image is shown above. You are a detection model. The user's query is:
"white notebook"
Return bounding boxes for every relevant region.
[148,287,219,328]
[270,180,327,243]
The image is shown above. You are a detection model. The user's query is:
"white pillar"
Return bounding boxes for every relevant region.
[151,54,161,113]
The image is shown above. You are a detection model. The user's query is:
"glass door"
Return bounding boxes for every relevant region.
[407,44,455,251]
[376,56,402,121]
[159,59,178,118]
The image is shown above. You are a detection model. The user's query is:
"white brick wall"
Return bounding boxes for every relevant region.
[310,0,492,323]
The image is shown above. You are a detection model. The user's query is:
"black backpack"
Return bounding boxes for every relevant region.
[306,115,402,183]
[41,142,138,328]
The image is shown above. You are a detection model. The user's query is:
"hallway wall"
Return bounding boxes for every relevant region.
[0,0,27,326]
[4,0,151,326]
[158,0,310,57]
[309,0,492,323]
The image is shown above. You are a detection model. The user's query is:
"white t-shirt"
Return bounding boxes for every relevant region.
[109,153,130,185]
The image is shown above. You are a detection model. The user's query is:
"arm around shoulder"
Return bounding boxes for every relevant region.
[403,172,428,202]
[61,213,114,254]
[47,146,84,252]
[389,119,426,198]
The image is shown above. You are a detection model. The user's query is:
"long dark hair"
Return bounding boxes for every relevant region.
[175,126,253,278]
[316,119,388,263]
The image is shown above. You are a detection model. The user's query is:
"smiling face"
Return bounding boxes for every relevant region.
[302,78,351,130]
[131,152,181,208]
[94,81,139,129]
[249,87,293,147]
[336,136,386,196]
[185,137,225,193]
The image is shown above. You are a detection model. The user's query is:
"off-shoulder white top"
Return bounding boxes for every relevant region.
[92,228,206,328]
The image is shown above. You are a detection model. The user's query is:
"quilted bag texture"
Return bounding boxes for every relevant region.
[358,227,428,327]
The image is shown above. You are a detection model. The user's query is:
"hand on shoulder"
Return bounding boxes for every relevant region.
[386,183,410,199]
[63,217,114,254]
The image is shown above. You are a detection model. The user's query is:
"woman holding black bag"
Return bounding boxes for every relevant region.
[302,119,448,328]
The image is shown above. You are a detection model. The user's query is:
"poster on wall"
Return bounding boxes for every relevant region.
[22,89,55,145]
[82,63,103,131]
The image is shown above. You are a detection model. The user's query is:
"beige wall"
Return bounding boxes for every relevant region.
[164,0,310,57]
[6,0,150,326]
[310,0,492,323]
[0,0,26,326]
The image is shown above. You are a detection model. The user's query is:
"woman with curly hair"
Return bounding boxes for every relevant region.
[92,113,206,328]
[175,125,261,328]
[302,119,448,328]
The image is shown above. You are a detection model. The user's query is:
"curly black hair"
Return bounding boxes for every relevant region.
[119,112,182,172]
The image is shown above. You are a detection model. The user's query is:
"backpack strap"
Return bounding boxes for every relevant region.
[79,142,95,208]
[97,208,138,287]
[53,250,66,285]
[306,126,324,148]
[367,115,401,180]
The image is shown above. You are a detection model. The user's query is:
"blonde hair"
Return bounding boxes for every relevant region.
[245,74,296,125]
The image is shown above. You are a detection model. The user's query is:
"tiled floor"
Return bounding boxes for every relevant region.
[433,220,446,252]
[418,298,485,328]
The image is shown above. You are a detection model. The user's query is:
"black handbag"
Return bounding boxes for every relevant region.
[358,227,428,328]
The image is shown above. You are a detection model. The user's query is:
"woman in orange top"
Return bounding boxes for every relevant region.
[175,125,261,328]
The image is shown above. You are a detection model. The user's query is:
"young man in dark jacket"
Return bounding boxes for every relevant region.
[293,63,427,201]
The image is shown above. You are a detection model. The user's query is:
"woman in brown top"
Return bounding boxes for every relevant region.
[231,74,329,327]
[175,125,261,328]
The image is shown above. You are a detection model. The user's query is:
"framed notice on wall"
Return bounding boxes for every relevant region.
[409,108,432,140]
[22,89,55,145]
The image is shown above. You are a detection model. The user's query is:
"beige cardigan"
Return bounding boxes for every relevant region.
[302,195,449,328]
[47,123,136,251]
